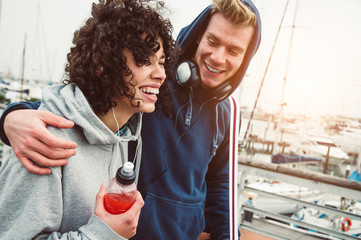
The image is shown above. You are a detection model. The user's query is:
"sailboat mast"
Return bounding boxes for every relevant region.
[280,0,299,110]
[20,34,27,101]
[273,0,299,153]
[240,0,290,147]
[0,0,2,29]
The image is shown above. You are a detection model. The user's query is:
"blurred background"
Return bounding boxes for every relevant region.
[1,0,361,118]
[1,0,361,175]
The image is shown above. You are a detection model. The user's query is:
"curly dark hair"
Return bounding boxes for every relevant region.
[63,0,177,115]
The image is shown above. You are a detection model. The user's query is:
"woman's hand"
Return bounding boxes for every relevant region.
[94,184,144,238]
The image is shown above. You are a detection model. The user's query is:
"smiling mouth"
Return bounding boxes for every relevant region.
[139,87,159,97]
[205,63,224,74]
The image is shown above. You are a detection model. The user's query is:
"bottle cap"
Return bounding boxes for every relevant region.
[123,162,134,173]
[116,162,136,185]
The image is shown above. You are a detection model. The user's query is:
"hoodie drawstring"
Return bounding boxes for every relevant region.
[184,89,193,126]
[212,104,220,155]
[133,136,142,185]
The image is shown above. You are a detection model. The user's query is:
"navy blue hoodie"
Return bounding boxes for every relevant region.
[0,1,261,239]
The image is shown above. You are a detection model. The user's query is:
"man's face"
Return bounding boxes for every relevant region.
[194,12,254,90]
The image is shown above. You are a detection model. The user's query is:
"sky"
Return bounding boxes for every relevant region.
[0,0,361,118]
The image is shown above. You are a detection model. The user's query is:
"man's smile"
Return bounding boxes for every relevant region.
[205,62,225,74]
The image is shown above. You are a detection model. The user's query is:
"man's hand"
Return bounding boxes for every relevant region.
[4,109,77,174]
[94,184,144,238]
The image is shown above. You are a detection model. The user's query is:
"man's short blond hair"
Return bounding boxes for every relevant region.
[212,0,257,28]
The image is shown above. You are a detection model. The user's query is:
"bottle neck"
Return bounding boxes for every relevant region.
[116,166,136,185]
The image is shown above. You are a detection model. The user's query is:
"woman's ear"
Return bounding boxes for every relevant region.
[95,65,104,77]
[95,57,107,77]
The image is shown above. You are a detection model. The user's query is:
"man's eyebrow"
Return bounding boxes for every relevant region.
[208,32,245,53]
[207,32,220,41]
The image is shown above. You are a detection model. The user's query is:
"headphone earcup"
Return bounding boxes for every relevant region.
[209,82,232,102]
[176,61,200,89]
[176,60,232,101]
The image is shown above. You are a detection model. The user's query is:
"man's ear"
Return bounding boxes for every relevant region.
[196,34,202,45]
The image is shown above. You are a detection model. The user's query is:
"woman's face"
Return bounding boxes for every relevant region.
[121,38,166,113]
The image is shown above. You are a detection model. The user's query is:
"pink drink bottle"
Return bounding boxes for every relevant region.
[104,162,137,214]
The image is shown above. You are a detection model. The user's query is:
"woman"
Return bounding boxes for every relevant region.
[0,0,176,239]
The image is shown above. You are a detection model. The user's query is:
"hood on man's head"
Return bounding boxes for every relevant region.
[176,0,262,99]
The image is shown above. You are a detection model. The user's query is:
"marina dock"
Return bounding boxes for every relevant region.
[238,157,361,240]
[241,218,327,240]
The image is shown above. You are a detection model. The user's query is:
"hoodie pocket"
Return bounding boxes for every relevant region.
[133,193,205,240]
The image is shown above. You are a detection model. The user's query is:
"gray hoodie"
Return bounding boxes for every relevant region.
[0,84,142,240]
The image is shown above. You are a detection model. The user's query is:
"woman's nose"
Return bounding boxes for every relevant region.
[151,64,166,82]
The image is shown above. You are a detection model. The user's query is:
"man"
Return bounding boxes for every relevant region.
[0,0,261,239]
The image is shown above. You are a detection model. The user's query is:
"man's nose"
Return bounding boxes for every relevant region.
[210,47,226,65]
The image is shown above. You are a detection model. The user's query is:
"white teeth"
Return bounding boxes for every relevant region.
[206,63,223,74]
[140,87,159,95]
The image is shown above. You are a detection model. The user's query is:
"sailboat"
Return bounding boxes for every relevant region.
[1,3,51,103]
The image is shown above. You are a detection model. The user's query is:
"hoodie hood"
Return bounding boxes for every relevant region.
[176,0,262,99]
[40,84,143,184]
[40,84,142,145]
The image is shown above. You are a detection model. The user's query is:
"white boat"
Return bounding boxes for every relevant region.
[290,198,361,238]
[285,133,349,161]
[242,177,327,216]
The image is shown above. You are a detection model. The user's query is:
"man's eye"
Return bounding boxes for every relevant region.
[229,49,242,56]
[208,39,217,46]
[229,50,239,56]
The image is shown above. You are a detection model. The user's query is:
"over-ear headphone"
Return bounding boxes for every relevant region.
[175,60,232,101]
[175,61,199,89]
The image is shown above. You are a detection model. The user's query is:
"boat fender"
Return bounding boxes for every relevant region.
[294,208,304,221]
[341,218,352,231]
